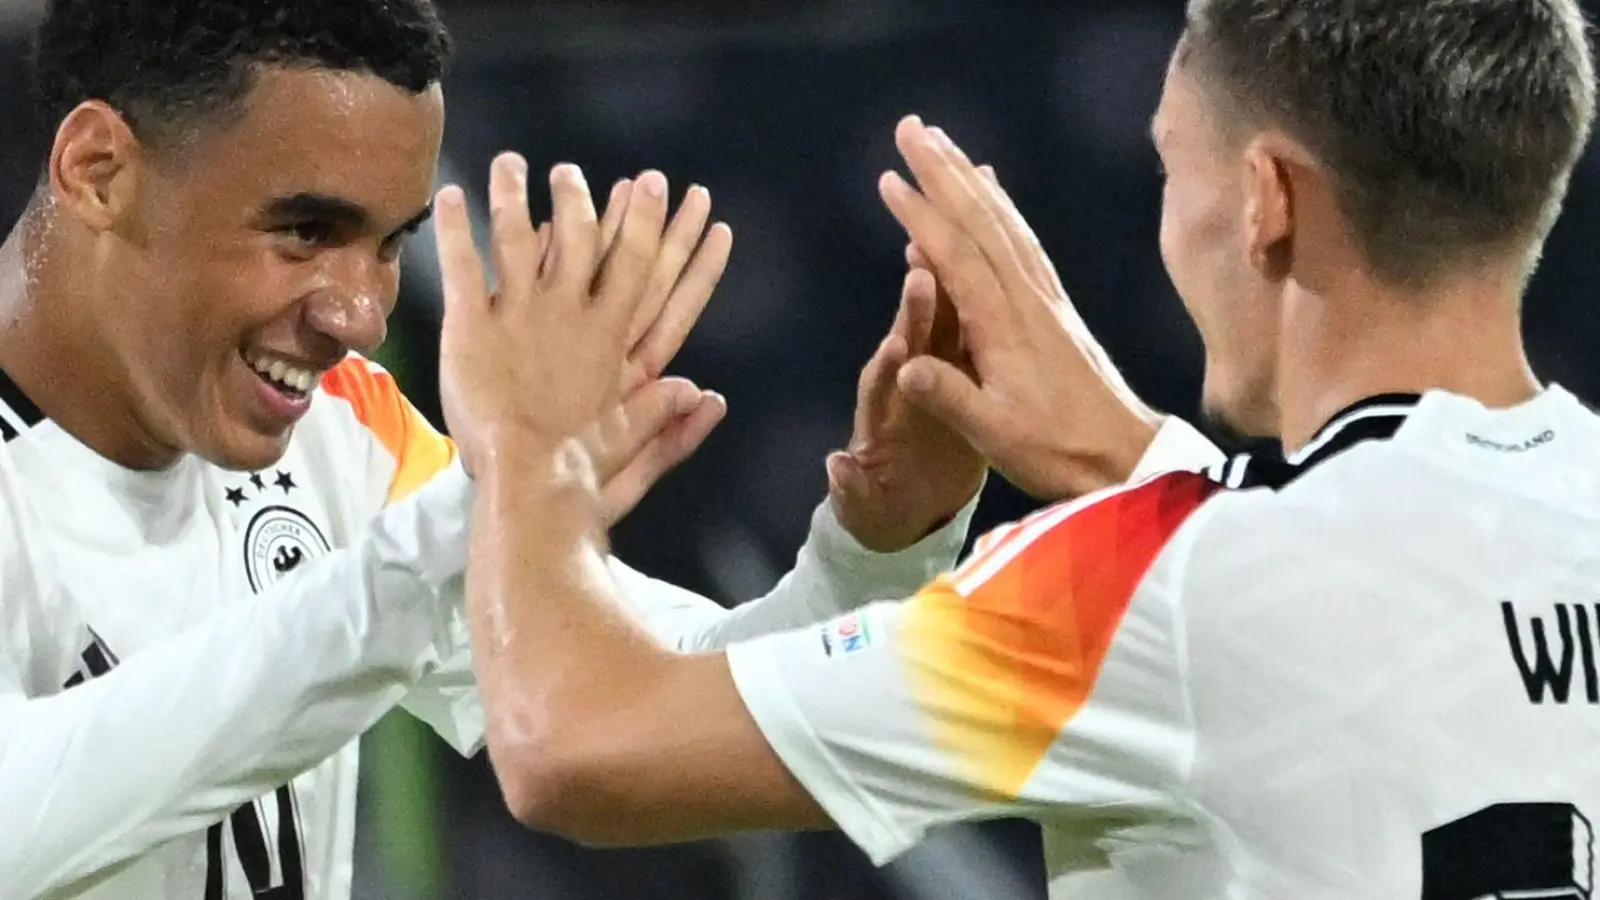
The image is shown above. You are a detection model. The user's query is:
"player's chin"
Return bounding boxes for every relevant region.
[1200,374,1277,447]
[195,419,296,473]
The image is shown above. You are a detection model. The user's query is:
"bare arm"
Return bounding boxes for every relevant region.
[465,450,830,844]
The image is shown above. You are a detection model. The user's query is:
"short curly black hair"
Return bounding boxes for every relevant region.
[31,0,453,153]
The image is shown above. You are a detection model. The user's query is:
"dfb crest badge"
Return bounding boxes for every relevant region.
[243,505,332,594]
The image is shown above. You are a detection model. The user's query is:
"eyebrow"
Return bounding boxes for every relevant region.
[262,193,434,239]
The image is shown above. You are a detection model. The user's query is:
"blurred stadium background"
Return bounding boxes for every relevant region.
[4,1,1600,897]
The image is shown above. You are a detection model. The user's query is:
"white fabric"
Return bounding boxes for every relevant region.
[0,356,974,899]
[731,387,1600,898]
[1130,415,1226,480]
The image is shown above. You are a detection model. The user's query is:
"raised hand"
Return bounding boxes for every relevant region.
[586,177,733,523]
[562,176,735,397]
[878,116,1163,500]
[828,267,985,551]
[434,153,699,492]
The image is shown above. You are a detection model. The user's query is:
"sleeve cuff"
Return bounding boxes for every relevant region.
[808,484,980,591]
[726,640,920,865]
[1129,417,1226,481]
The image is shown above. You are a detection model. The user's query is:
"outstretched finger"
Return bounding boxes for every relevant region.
[878,170,999,352]
[893,119,1030,294]
[900,267,938,357]
[487,152,538,302]
[856,329,910,438]
[434,185,490,317]
[547,163,602,301]
[967,162,1062,299]
[596,171,669,325]
[631,221,732,380]
[629,184,713,349]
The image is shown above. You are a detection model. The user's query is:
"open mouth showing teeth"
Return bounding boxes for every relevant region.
[243,351,318,398]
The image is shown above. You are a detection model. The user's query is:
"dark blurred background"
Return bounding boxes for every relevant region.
[3,1,1600,897]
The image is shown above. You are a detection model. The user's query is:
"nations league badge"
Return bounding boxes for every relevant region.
[820,611,878,659]
[244,505,332,593]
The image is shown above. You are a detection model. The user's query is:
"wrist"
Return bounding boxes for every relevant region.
[476,432,600,499]
[828,481,983,554]
[1098,406,1164,483]
[831,509,930,555]
[473,434,611,560]
[1030,407,1163,500]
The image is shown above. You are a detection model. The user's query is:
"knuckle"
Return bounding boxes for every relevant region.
[607,237,655,277]
[948,238,985,273]
[491,211,532,245]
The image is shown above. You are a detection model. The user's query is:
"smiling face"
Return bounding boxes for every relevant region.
[66,66,444,470]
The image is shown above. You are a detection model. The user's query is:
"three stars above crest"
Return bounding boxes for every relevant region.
[226,470,298,507]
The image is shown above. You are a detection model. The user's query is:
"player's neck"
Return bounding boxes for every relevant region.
[0,208,184,470]
[1276,267,1540,455]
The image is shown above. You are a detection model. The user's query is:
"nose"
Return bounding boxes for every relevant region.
[303,255,393,355]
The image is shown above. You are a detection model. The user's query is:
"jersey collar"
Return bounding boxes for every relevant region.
[0,364,45,442]
[1212,393,1422,490]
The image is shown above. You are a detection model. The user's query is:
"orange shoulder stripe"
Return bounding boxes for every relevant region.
[901,471,1219,799]
[320,356,457,505]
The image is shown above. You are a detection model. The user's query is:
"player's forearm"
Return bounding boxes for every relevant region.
[0,505,454,897]
[465,443,694,826]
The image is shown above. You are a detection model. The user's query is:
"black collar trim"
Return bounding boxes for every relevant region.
[0,366,46,442]
[1209,393,1422,491]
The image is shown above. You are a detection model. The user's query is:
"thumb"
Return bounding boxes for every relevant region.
[596,377,702,478]
[826,450,872,499]
[599,391,726,525]
[897,356,996,449]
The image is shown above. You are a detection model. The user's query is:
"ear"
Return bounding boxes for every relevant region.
[1240,134,1296,279]
[48,100,145,233]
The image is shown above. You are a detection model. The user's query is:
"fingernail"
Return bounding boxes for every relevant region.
[879,171,907,196]
[436,185,465,209]
[553,163,587,188]
[826,454,851,484]
[639,170,667,197]
[928,127,950,148]
[500,152,528,178]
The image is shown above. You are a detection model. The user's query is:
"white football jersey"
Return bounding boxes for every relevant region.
[730,387,1600,898]
[0,355,975,900]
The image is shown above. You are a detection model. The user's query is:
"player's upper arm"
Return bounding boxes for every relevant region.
[725,471,1222,865]
[320,355,457,509]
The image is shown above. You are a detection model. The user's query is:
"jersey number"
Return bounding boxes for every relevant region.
[204,785,306,899]
[1422,802,1592,899]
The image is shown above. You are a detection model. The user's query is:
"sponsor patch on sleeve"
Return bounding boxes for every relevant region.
[820,611,878,659]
